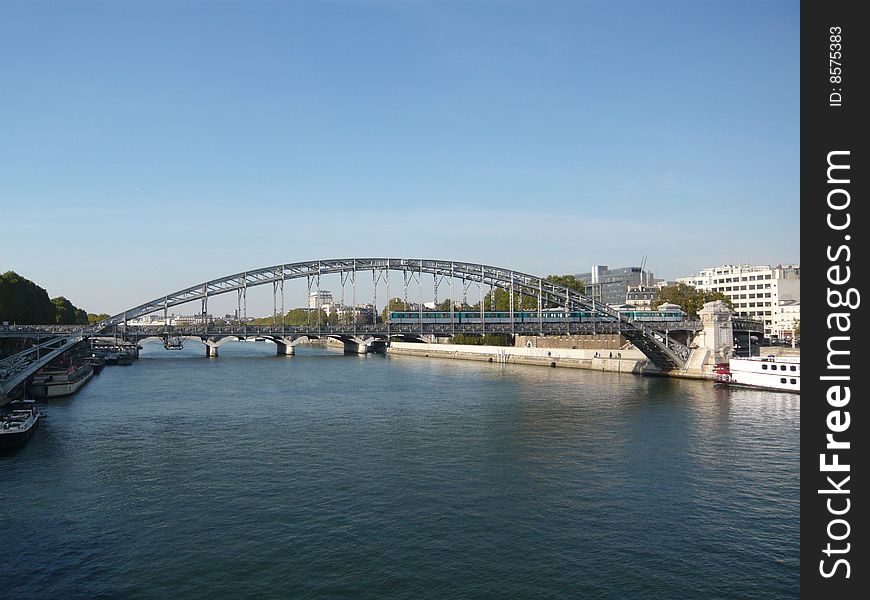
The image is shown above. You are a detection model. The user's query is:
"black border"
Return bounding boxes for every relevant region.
[802,1,866,596]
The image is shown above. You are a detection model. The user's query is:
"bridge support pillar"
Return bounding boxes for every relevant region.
[276,342,295,356]
[204,340,219,357]
[342,337,386,355]
[689,300,734,372]
[275,336,308,356]
[343,340,369,354]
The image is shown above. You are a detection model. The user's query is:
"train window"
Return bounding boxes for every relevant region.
[780,378,787,384]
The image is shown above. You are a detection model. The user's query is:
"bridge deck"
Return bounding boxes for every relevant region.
[0,335,83,398]
[88,320,700,338]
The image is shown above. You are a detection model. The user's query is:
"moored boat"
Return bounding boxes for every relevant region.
[0,400,42,451]
[30,362,94,398]
[713,355,800,393]
[86,354,105,374]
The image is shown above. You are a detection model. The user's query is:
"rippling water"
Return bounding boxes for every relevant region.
[2,341,799,599]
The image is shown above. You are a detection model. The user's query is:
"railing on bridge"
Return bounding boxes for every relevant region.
[97,317,699,336]
[0,334,83,397]
[7,258,698,371]
[732,317,766,333]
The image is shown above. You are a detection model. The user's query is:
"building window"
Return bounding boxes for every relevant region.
[791,379,796,384]
[781,378,787,384]
[790,366,796,371]
[762,364,768,370]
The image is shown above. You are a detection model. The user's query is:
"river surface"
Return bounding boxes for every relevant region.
[2,341,799,599]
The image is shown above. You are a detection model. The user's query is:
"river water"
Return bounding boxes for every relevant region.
[2,341,799,599]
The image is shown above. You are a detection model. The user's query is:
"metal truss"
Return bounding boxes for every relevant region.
[0,334,83,396]
[89,258,691,370]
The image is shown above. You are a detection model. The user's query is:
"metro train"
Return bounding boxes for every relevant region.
[388,307,686,325]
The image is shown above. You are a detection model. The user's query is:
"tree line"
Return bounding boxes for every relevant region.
[0,271,106,325]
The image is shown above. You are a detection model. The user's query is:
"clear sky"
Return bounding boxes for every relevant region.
[0,0,799,316]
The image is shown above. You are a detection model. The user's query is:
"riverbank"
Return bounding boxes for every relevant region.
[386,341,694,377]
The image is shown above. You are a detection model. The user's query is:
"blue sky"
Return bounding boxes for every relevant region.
[0,0,799,315]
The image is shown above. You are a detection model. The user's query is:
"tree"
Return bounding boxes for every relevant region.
[247,308,329,326]
[0,271,94,324]
[480,274,586,311]
[544,274,585,294]
[88,313,110,324]
[434,298,454,311]
[0,271,55,324]
[652,284,732,317]
[450,333,512,346]
[382,298,407,322]
[52,296,82,324]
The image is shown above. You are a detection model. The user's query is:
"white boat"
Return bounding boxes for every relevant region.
[713,355,800,393]
[30,363,94,398]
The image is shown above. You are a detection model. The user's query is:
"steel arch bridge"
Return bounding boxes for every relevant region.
[88,258,691,370]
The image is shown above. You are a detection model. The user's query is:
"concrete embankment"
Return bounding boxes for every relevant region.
[386,341,697,377]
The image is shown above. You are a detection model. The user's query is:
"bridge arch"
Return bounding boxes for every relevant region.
[93,258,690,370]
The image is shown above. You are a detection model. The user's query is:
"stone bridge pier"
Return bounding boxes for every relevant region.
[341,336,387,355]
[203,339,220,357]
[683,300,735,373]
[274,336,309,356]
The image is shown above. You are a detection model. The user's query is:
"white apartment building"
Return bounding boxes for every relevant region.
[309,290,333,310]
[772,300,800,340]
[676,264,800,339]
[172,314,213,326]
[333,303,376,324]
[126,314,170,327]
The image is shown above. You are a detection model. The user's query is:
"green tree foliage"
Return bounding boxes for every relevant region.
[544,274,586,293]
[246,308,329,326]
[88,313,110,324]
[481,274,586,311]
[382,298,407,322]
[51,296,89,324]
[652,284,732,317]
[434,299,454,311]
[285,308,315,326]
[0,271,96,325]
[450,333,512,346]
[0,271,56,324]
